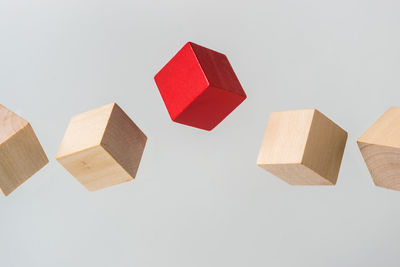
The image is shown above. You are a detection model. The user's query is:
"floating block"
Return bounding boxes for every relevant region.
[0,105,48,196]
[56,103,147,191]
[358,107,400,191]
[154,42,246,131]
[257,109,347,185]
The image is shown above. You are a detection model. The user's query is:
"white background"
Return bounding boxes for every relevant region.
[1,0,400,266]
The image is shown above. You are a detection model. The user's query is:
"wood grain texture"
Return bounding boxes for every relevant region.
[358,107,400,191]
[101,104,147,179]
[302,110,348,184]
[358,107,400,148]
[0,105,48,196]
[57,146,133,191]
[257,109,347,185]
[56,103,147,191]
[0,105,27,144]
[56,103,114,159]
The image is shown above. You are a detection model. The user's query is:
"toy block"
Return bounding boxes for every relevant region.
[56,103,147,191]
[257,109,348,185]
[154,42,246,131]
[0,105,48,196]
[357,107,400,191]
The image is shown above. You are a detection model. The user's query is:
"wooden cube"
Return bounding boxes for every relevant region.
[257,109,348,185]
[0,105,48,196]
[56,103,147,191]
[154,42,246,131]
[358,107,400,191]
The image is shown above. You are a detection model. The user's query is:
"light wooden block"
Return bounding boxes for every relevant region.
[0,105,48,196]
[56,103,147,191]
[358,107,400,191]
[257,109,348,185]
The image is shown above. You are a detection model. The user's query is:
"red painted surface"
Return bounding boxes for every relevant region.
[154,42,246,131]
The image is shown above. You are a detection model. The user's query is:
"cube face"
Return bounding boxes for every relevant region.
[154,42,246,131]
[57,146,133,191]
[257,109,347,185]
[358,107,400,191]
[0,105,28,144]
[174,85,246,131]
[101,104,147,179]
[154,42,209,121]
[0,105,48,196]
[56,103,147,191]
[190,42,245,97]
[257,109,315,165]
[358,107,400,148]
[358,143,400,190]
[56,103,113,158]
[302,109,348,184]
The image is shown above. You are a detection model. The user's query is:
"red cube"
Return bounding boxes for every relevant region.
[154,42,247,131]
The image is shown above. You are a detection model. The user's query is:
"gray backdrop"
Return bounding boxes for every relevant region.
[1,0,400,266]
